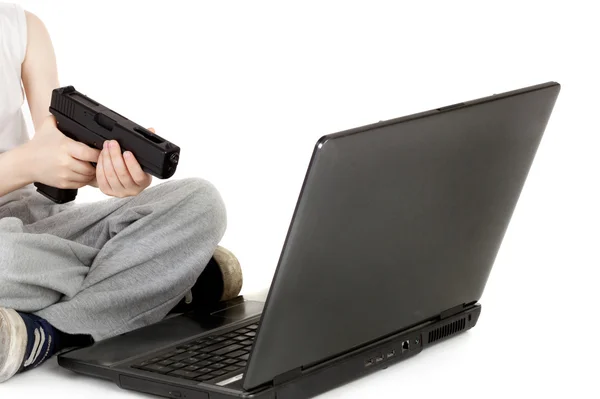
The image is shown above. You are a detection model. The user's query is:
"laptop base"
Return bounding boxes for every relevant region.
[59,303,481,399]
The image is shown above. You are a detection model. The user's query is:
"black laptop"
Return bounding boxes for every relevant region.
[57,81,560,398]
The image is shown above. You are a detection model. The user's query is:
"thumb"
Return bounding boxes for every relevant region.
[147,127,155,133]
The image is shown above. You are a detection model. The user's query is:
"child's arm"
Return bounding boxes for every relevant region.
[0,145,33,198]
[0,10,98,199]
[0,11,55,198]
[21,11,60,130]
[1,10,152,200]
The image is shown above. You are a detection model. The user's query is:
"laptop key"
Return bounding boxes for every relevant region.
[212,356,226,362]
[183,365,200,372]
[223,359,237,365]
[226,350,248,358]
[224,366,240,372]
[236,361,247,367]
[137,360,152,367]
[236,328,251,334]
[201,340,237,353]
[214,344,244,356]
[139,364,173,374]
[157,359,175,366]
[197,373,218,381]
[197,368,213,375]
[212,370,228,377]
[169,362,187,370]
[238,353,250,361]
[240,340,253,346]
[245,331,256,337]
[169,369,202,379]
[195,360,213,368]
[170,353,191,361]
[211,363,227,370]
[233,336,246,341]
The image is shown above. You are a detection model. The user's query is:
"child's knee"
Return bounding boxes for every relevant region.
[180,178,227,234]
[0,238,19,267]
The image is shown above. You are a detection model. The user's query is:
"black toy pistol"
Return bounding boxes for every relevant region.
[34,86,181,204]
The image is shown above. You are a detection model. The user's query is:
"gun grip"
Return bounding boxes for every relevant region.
[34,182,78,204]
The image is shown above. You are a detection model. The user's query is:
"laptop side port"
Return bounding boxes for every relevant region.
[401,340,410,352]
[365,358,374,367]
[386,349,396,358]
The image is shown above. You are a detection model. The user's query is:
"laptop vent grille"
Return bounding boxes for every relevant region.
[428,318,466,343]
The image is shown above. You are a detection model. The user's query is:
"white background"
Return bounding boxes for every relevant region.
[1,0,599,398]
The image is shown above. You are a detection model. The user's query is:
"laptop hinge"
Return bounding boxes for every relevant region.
[439,303,469,320]
[273,367,303,386]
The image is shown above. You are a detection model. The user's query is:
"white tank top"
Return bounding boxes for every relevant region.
[0,2,35,206]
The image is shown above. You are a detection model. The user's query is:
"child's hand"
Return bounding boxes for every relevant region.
[23,116,100,189]
[88,128,154,198]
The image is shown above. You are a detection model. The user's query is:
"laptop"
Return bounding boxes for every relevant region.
[57,81,561,398]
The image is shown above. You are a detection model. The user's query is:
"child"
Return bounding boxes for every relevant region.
[0,3,242,382]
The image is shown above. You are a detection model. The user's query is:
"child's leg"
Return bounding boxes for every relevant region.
[0,178,227,342]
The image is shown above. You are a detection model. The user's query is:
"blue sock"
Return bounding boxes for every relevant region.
[16,312,61,371]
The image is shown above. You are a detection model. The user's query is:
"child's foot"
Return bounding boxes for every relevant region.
[212,246,244,302]
[0,308,60,383]
[170,246,244,314]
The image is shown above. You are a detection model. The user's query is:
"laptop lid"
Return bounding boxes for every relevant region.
[242,82,560,390]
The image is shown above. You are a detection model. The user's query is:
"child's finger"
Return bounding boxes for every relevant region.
[102,142,124,191]
[87,177,99,188]
[107,140,136,188]
[68,157,96,177]
[96,150,110,192]
[67,140,101,163]
[123,151,148,186]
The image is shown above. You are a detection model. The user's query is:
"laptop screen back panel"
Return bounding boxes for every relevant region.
[243,83,560,390]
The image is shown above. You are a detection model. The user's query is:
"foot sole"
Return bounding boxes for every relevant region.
[213,246,243,301]
[0,308,27,383]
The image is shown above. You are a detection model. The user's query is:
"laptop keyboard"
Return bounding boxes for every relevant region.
[132,323,258,382]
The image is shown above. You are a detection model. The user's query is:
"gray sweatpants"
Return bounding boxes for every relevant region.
[0,178,227,341]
